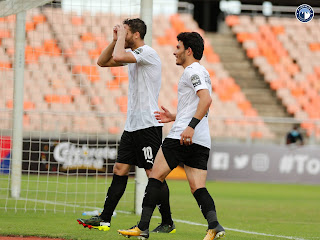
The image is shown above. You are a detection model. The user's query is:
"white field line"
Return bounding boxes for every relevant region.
[18,198,308,240]
[154,216,308,240]
[18,198,132,214]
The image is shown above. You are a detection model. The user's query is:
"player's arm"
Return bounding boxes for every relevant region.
[180,89,212,145]
[97,25,123,67]
[193,89,212,120]
[154,106,176,123]
[97,40,123,67]
[113,24,137,63]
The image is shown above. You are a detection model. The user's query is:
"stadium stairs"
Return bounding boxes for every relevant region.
[206,24,292,141]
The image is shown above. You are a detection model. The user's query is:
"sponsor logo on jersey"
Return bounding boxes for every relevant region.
[134,48,143,54]
[191,74,201,87]
[205,73,211,85]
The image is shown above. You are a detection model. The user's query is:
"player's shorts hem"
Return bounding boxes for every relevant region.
[161,138,209,170]
[117,126,162,169]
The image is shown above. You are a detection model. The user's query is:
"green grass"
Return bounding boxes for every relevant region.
[0,175,320,240]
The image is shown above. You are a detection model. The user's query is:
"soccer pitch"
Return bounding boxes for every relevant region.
[0,176,319,240]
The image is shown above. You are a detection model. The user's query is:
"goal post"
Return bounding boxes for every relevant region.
[2,0,59,200]
[10,10,26,199]
[134,0,153,216]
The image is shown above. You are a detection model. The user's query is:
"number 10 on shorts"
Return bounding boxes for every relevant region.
[142,146,154,164]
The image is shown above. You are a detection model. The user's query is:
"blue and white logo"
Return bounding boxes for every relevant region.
[296,4,314,23]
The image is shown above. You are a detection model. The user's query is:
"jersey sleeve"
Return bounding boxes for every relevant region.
[131,47,158,65]
[186,69,208,93]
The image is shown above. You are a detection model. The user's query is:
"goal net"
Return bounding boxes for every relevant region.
[0,0,148,214]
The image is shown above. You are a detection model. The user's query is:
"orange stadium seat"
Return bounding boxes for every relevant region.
[25,21,36,32]
[106,79,120,90]
[170,14,188,33]
[251,131,263,139]
[115,96,128,113]
[237,100,252,112]
[246,48,260,58]
[81,32,95,42]
[6,100,35,110]
[157,28,177,46]
[309,43,320,51]
[0,30,10,38]
[271,25,285,35]
[23,114,30,127]
[244,108,258,117]
[291,87,304,97]
[0,61,12,70]
[44,94,73,104]
[33,14,46,24]
[88,48,100,59]
[110,67,128,82]
[225,15,240,27]
[286,104,299,115]
[108,126,120,135]
[0,15,15,22]
[71,16,84,25]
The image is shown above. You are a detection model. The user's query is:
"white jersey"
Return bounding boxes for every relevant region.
[125,45,163,132]
[167,62,212,149]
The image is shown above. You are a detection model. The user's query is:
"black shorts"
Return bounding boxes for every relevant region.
[162,138,210,170]
[117,126,162,169]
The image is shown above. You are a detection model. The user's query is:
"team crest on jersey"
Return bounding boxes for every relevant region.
[205,73,211,85]
[191,74,201,87]
[134,48,143,54]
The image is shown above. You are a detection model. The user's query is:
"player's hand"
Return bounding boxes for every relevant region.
[117,24,127,38]
[113,25,119,41]
[154,106,174,123]
[180,127,194,146]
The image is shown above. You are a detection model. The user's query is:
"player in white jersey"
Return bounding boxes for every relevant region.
[77,18,175,234]
[118,32,225,240]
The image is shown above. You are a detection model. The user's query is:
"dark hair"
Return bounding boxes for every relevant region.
[177,32,204,60]
[293,124,300,130]
[123,18,147,39]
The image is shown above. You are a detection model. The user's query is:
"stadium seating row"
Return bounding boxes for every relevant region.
[227,15,320,138]
[2,8,305,140]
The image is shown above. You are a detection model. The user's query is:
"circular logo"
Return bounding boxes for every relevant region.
[296,4,314,23]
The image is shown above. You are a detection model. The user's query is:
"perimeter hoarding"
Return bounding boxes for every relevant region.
[22,138,118,174]
[18,138,320,184]
[208,143,320,184]
[0,136,11,174]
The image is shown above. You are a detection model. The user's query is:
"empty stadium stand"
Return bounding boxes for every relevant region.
[1,8,319,142]
[207,17,291,139]
[225,15,320,139]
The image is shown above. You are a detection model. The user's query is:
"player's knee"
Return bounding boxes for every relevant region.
[149,170,166,182]
[190,185,203,194]
[145,169,152,178]
[113,163,130,176]
[190,186,197,195]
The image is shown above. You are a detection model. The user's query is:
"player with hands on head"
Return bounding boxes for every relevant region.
[77,18,175,235]
[118,31,225,240]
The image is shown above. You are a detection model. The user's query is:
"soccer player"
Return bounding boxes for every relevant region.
[118,32,225,240]
[77,18,175,234]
